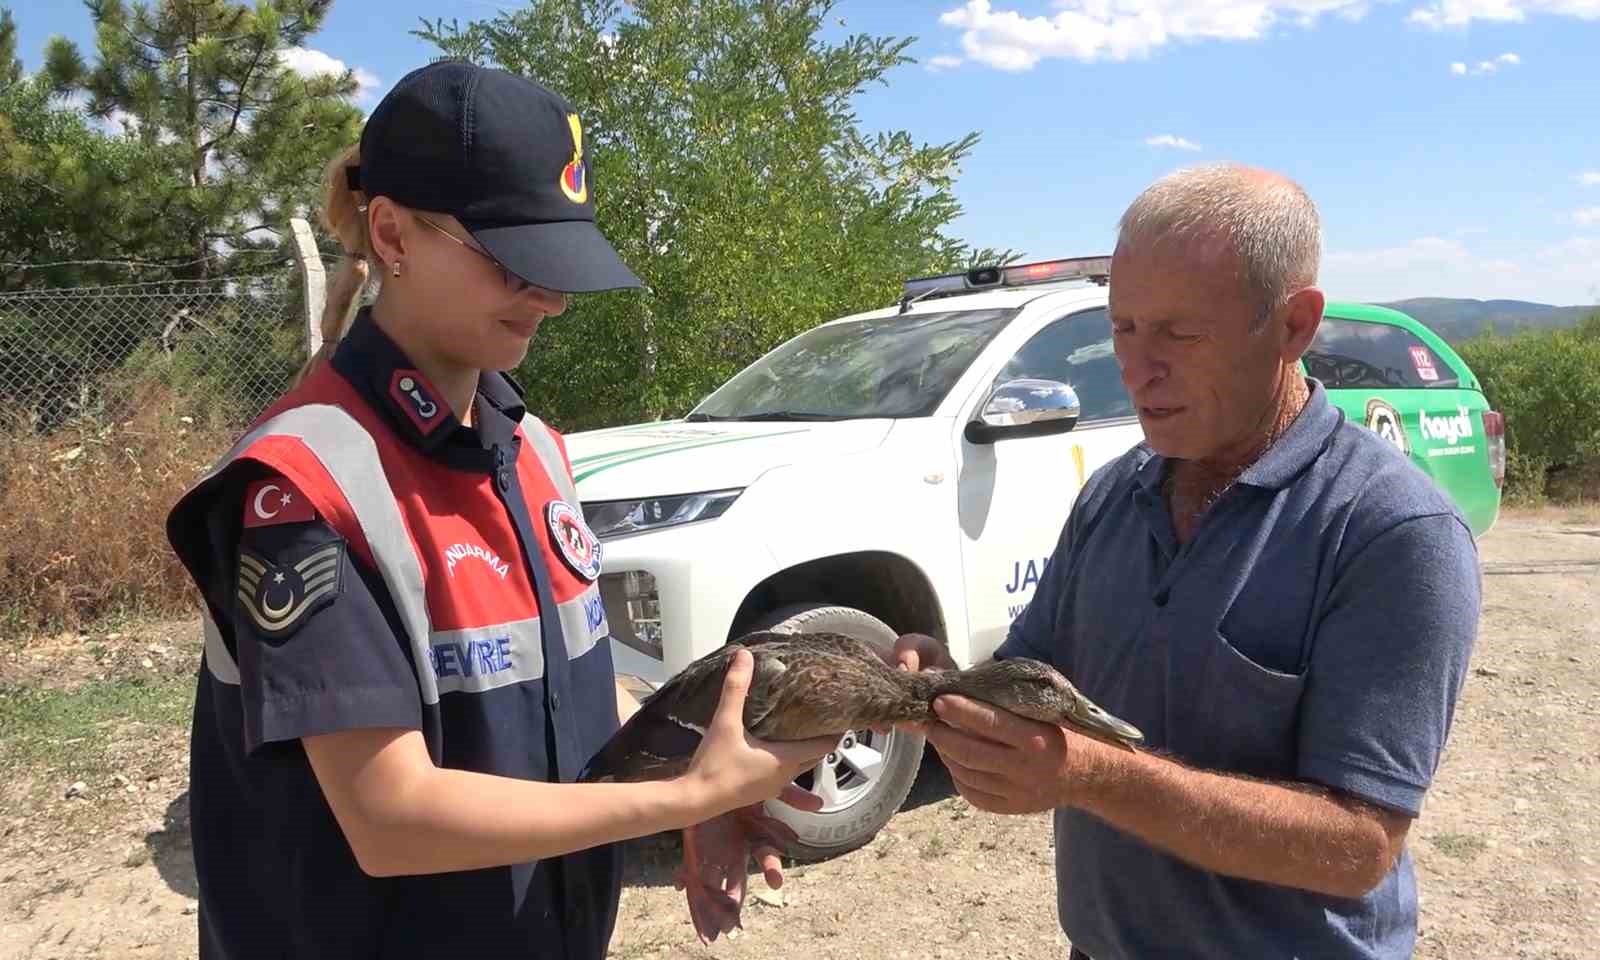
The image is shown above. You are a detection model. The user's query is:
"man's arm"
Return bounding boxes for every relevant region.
[1072,733,1409,897]
[925,700,1406,898]
[924,511,1478,900]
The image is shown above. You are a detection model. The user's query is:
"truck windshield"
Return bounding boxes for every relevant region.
[687,308,1018,421]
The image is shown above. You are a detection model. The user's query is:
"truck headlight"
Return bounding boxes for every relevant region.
[600,570,662,660]
[581,489,742,541]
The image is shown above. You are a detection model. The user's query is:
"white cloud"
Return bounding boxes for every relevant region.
[1579,171,1600,186]
[1539,236,1600,261]
[1145,134,1202,151]
[936,0,1382,69]
[927,54,965,71]
[1323,235,1600,305]
[1409,0,1600,28]
[279,46,380,101]
[1450,51,1522,75]
[936,0,1591,68]
[1575,207,1600,226]
[101,108,138,136]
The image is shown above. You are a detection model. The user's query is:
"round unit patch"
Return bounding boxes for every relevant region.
[1365,398,1410,456]
[547,500,602,581]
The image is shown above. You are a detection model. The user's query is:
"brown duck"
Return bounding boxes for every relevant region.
[580,629,1143,785]
[581,630,1144,945]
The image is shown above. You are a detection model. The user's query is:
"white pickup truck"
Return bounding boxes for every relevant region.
[565,257,1138,857]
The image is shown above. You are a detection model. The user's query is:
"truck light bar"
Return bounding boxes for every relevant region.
[900,255,1111,311]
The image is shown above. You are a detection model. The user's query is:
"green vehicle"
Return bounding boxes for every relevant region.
[1303,301,1505,537]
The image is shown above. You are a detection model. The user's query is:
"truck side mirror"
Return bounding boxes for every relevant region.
[965,378,1080,444]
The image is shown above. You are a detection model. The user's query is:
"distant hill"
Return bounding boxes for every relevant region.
[1376,298,1596,344]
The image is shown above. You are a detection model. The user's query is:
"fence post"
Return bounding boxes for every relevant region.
[289,216,326,358]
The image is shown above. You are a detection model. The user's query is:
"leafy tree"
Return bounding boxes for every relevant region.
[1458,321,1600,499]
[39,0,364,278]
[417,0,1013,429]
[1,7,22,89]
[1,73,157,288]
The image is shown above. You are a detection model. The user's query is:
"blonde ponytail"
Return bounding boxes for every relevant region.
[291,142,374,386]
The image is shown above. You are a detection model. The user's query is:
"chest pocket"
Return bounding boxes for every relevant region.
[1147,550,1316,779]
[1161,617,1306,778]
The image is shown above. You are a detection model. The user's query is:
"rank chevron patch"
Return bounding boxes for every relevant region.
[236,541,344,637]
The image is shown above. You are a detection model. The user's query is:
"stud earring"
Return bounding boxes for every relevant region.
[391,260,402,278]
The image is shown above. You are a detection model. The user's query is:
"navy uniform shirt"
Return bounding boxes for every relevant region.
[996,379,1481,959]
[167,310,622,959]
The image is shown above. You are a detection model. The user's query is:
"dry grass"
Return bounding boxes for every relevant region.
[1500,501,1600,527]
[0,385,239,636]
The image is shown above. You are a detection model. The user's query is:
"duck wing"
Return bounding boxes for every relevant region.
[576,632,889,784]
[578,645,736,783]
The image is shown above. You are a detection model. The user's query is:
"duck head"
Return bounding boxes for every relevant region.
[941,657,1144,751]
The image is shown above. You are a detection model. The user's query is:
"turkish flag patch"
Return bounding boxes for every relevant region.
[243,475,316,528]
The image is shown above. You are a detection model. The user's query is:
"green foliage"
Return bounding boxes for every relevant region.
[1457,313,1600,501]
[0,8,22,89]
[0,73,177,289]
[0,279,301,430]
[416,0,1014,430]
[108,292,304,421]
[33,0,363,279]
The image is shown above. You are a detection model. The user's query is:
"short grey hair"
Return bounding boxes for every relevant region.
[1115,163,1322,330]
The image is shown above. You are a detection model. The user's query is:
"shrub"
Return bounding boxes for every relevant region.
[0,383,235,634]
[1457,318,1600,502]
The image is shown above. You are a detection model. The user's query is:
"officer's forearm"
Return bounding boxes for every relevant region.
[1069,741,1410,899]
[304,726,705,877]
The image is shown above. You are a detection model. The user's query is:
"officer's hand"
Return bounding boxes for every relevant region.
[682,648,836,821]
[892,632,957,673]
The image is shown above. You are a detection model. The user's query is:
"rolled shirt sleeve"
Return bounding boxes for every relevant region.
[1295,512,1481,816]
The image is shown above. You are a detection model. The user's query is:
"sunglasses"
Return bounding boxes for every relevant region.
[415,214,537,294]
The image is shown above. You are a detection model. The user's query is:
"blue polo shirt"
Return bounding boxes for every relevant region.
[166,311,622,960]
[996,379,1480,959]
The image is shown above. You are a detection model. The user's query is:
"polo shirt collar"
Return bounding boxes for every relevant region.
[1133,377,1342,494]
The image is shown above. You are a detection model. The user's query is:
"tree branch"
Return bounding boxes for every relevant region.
[195,39,269,158]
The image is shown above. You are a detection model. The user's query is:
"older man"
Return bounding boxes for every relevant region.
[896,164,1481,958]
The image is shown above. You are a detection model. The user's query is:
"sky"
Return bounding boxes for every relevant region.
[10,0,1600,306]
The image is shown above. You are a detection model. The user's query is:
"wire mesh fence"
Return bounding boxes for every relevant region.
[0,273,312,434]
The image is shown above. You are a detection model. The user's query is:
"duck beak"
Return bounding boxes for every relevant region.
[1064,697,1145,751]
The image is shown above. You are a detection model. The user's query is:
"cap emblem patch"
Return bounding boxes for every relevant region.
[560,113,588,205]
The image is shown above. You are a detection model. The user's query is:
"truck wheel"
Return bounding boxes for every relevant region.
[741,602,927,860]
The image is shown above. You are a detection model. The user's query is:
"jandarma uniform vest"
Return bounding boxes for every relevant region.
[176,359,616,783]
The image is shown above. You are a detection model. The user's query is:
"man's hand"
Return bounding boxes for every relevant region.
[868,633,959,737]
[891,632,957,673]
[922,693,1097,815]
[676,785,816,944]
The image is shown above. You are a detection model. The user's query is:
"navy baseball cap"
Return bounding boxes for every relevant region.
[347,59,642,293]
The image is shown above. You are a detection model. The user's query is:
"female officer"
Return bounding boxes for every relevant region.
[164,59,834,960]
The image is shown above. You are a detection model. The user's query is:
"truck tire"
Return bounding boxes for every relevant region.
[740,602,927,860]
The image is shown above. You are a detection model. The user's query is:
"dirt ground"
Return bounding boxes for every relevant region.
[2,508,1596,959]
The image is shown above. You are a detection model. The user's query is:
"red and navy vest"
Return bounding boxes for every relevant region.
[178,356,619,781]
[167,312,627,958]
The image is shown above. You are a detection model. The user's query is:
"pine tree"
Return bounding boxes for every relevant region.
[43,0,364,278]
[0,8,23,90]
